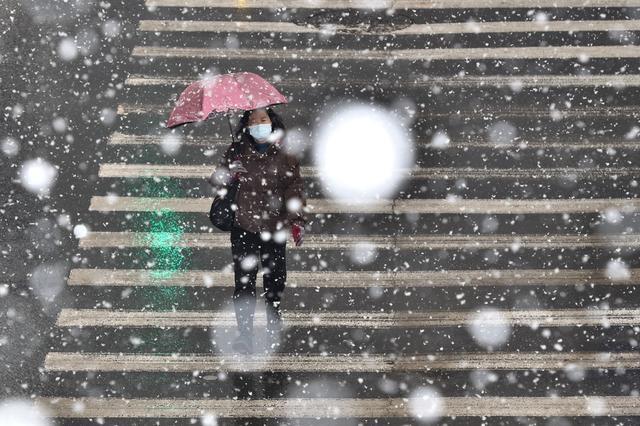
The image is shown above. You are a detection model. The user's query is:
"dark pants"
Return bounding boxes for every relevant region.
[230,223,287,335]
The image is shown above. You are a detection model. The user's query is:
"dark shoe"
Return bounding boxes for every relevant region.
[232,332,254,354]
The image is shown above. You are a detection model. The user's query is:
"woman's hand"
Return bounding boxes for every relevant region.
[292,223,304,247]
[229,160,248,180]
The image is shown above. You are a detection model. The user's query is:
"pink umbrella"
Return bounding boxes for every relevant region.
[165,71,288,142]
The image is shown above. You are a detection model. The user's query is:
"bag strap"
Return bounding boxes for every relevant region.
[228,140,243,163]
[224,141,243,186]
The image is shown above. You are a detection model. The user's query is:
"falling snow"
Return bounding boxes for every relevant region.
[3,0,640,423]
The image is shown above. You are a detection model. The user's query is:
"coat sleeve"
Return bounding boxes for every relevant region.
[282,154,308,228]
[209,142,239,195]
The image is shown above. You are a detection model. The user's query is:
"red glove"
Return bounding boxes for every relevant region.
[292,223,304,247]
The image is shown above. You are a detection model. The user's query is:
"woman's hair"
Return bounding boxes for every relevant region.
[233,107,286,141]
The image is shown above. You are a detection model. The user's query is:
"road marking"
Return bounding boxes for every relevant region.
[144,0,640,9]
[118,102,640,118]
[443,139,640,148]
[78,231,640,249]
[44,351,640,372]
[33,395,640,418]
[126,73,640,89]
[57,308,640,327]
[78,231,393,249]
[131,45,640,61]
[67,267,640,288]
[89,196,394,213]
[89,195,640,214]
[109,131,640,149]
[66,267,640,287]
[108,132,228,146]
[42,0,640,416]
[98,163,640,179]
[394,198,640,214]
[33,395,640,417]
[139,19,640,35]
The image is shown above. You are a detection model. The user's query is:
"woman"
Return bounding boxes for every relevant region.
[211,107,307,354]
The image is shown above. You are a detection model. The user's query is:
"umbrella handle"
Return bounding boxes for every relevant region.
[226,114,236,144]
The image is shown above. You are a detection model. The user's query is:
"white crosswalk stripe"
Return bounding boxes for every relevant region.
[89,195,640,214]
[132,45,640,61]
[118,102,640,118]
[126,73,640,88]
[145,0,640,9]
[109,131,640,149]
[139,19,640,34]
[57,307,640,327]
[98,163,640,179]
[44,351,640,372]
[32,395,640,418]
[67,267,640,287]
[77,231,640,249]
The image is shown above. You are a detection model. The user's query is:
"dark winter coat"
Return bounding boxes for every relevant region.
[211,132,307,234]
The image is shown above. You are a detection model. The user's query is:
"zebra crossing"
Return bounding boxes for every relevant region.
[56,307,640,327]
[143,0,640,8]
[33,396,640,419]
[108,130,640,148]
[98,163,640,179]
[66,267,640,287]
[37,0,640,422]
[43,351,640,372]
[124,73,640,88]
[131,45,640,61]
[88,195,640,213]
[138,18,640,34]
[77,231,640,250]
[118,102,640,118]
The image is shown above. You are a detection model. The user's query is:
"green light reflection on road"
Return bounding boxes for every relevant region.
[146,208,187,278]
[132,177,193,308]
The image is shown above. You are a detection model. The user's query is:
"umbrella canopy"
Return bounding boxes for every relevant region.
[165,71,288,129]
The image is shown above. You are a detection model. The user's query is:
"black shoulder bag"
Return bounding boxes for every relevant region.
[209,144,242,232]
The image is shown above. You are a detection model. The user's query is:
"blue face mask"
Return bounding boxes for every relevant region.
[248,123,272,142]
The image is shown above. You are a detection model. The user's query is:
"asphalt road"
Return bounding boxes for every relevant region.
[3,0,640,424]
[1,0,141,402]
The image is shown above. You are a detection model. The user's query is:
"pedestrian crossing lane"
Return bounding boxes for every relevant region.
[37,0,640,422]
